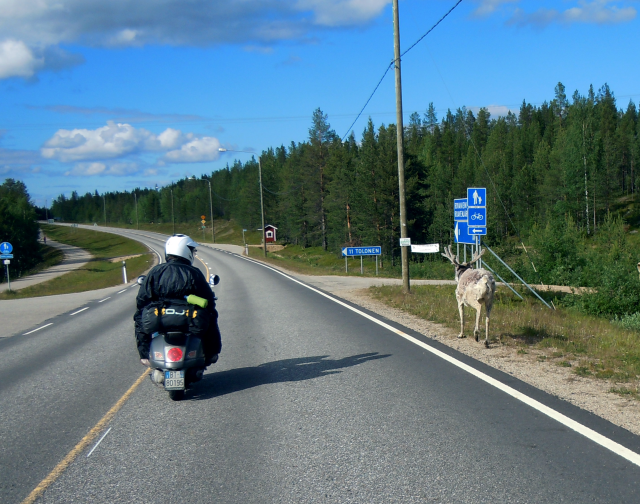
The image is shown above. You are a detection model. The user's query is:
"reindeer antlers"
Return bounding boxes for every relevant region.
[468,248,486,265]
[441,245,460,266]
[442,245,486,267]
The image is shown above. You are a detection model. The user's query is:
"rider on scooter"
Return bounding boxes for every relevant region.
[133,234,221,367]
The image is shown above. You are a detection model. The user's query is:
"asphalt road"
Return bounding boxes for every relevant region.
[2,227,640,503]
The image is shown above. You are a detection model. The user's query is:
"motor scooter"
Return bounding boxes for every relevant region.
[137,273,219,401]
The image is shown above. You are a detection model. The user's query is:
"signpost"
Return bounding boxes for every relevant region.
[410,244,439,254]
[1,242,12,291]
[454,221,475,245]
[200,216,206,239]
[454,198,467,222]
[467,187,487,267]
[341,246,382,275]
[453,189,487,262]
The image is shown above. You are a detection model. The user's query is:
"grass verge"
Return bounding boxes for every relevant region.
[0,224,153,299]
[369,285,640,392]
[245,244,451,279]
[82,220,452,279]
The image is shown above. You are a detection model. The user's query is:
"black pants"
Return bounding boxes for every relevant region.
[201,321,222,359]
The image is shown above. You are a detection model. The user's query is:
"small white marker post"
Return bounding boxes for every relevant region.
[3,259,10,292]
[122,260,128,284]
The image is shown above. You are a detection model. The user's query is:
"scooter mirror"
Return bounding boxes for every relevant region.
[209,274,220,286]
[137,275,146,285]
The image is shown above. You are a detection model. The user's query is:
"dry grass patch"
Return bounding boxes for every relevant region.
[369,285,640,392]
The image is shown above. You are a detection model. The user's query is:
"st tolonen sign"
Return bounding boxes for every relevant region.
[341,246,381,257]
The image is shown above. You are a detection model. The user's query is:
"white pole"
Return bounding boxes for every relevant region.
[122,261,128,284]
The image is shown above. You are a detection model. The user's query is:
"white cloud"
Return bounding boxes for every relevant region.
[507,1,636,27]
[64,161,140,176]
[156,128,193,150]
[42,122,153,162]
[295,0,390,27]
[0,39,42,79]
[164,137,222,163]
[0,146,43,174]
[0,0,392,79]
[41,121,221,167]
[468,104,516,117]
[471,0,519,17]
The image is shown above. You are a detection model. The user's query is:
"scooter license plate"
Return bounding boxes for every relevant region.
[164,370,185,390]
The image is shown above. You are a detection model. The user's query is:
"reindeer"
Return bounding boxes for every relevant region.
[441,245,496,347]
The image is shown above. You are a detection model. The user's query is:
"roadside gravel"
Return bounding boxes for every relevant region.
[334,287,640,437]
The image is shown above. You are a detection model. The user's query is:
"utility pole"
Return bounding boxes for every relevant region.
[258,156,267,258]
[103,195,106,227]
[393,0,410,293]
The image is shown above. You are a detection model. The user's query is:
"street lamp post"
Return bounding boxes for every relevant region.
[189,177,215,243]
[170,186,175,235]
[103,195,106,227]
[134,191,139,230]
[219,148,266,257]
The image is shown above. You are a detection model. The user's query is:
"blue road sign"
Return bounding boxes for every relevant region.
[454,222,475,244]
[467,187,486,208]
[454,198,468,222]
[342,246,382,257]
[469,227,487,236]
[0,242,13,254]
[0,254,14,259]
[468,207,487,227]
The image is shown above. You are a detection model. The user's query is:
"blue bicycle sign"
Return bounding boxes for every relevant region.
[468,207,486,228]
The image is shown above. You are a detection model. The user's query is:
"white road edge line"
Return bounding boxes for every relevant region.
[238,255,640,468]
[23,323,53,335]
[98,297,111,303]
[86,428,112,458]
[70,307,89,316]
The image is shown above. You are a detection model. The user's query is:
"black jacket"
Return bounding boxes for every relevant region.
[133,257,220,359]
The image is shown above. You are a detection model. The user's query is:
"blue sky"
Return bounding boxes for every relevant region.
[1,0,639,208]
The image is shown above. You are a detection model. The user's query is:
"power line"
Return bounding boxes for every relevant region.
[341,0,463,141]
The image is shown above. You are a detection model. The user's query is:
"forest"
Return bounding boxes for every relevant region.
[49,83,640,316]
[0,179,42,277]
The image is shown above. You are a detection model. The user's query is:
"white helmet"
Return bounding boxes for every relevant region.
[165,234,198,264]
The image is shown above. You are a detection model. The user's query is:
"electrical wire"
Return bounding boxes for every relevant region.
[262,183,304,196]
[341,0,463,141]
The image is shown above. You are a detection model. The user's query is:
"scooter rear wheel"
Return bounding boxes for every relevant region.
[168,389,185,401]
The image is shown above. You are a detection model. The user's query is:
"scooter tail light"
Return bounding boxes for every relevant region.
[166,347,184,362]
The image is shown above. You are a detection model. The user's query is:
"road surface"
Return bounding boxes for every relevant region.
[2,227,640,503]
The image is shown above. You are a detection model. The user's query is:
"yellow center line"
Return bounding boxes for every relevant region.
[21,369,149,504]
[196,254,210,279]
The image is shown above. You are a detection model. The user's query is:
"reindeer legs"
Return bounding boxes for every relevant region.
[457,302,465,338]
